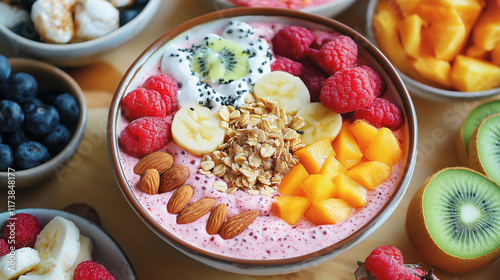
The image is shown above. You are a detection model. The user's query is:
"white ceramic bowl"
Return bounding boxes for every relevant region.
[365,0,500,102]
[0,0,160,67]
[108,7,417,275]
[0,58,87,189]
[0,208,136,279]
[209,0,357,17]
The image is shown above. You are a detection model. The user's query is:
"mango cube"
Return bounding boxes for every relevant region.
[398,14,429,58]
[345,161,392,191]
[333,174,368,208]
[349,119,379,153]
[294,138,334,174]
[332,122,363,169]
[465,45,490,60]
[364,128,403,166]
[304,198,353,225]
[279,163,308,196]
[301,174,336,203]
[411,56,453,88]
[274,196,312,225]
[493,43,500,66]
[442,0,485,34]
[472,0,500,51]
[319,153,347,182]
[451,55,500,92]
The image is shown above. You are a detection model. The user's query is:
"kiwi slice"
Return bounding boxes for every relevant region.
[457,99,500,163]
[469,114,500,185]
[191,36,249,83]
[406,167,500,273]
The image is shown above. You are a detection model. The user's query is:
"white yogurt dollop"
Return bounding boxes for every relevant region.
[160,21,273,110]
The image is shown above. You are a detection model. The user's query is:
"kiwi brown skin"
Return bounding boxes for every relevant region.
[468,114,500,180]
[406,167,500,273]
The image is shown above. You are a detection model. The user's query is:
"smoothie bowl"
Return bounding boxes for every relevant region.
[108,7,417,275]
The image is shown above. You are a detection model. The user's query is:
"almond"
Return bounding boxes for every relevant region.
[134,151,174,175]
[206,203,228,235]
[159,165,189,193]
[219,210,260,240]
[139,169,160,195]
[176,198,215,224]
[167,185,193,214]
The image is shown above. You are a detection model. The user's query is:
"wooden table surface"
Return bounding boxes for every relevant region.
[1,0,499,279]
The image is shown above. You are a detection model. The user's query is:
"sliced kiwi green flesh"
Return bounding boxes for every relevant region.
[192,37,249,83]
[471,114,500,185]
[422,168,500,259]
[461,99,500,153]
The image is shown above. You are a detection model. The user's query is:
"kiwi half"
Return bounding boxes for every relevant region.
[406,167,500,273]
[457,99,500,164]
[469,114,500,185]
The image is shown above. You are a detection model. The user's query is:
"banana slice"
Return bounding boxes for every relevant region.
[253,71,310,115]
[0,247,41,280]
[67,235,93,275]
[171,104,225,156]
[295,102,342,145]
[18,258,70,280]
[34,216,81,272]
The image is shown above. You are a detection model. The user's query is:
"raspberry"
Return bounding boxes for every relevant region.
[272,25,314,61]
[121,88,168,121]
[320,67,375,114]
[2,213,41,249]
[364,245,405,280]
[143,73,178,112]
[73,261,116,280]
[300,60,329,102]
[0,239,9,256]
[359,65,386,97]
[119,117,170,158]
[271,56,302,76]
[310,33,339,49]
[353,98,404,130]
[317,35,358,75]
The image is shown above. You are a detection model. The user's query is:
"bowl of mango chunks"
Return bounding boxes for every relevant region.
[366,0,500,101]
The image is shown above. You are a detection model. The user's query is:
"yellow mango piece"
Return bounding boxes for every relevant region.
[319,153,347,182]
[398,14,429,58]
[492,43,500,66]
[333,174,368,208]
[396,0,434,16]
[294,138,334,174]
[279,163,308,196]
[411,56,453,88]
[301,174,336,204]
[441,0,485,33]
[332,122,363,169]
[345,161,392,191]
[465,45,491,60]
[304,198,353,225]
[451,55,500,91]
[365,128,403,166]
[472,0,500,51]
[274,196,312,225]
[349,119,379,153]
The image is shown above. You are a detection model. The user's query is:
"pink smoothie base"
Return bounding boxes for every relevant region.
[228,0,340,9]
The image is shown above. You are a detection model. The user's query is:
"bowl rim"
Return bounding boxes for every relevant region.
[0,58,87,187]
[108,7,417,269]
[365,0,500,100]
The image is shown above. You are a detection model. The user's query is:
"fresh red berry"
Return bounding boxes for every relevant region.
[271,56,302,76]
[364,245,405,280]
[359,65,386,97]
[2,213,41,249]
[320,67,375,114]
[121,88,168,121]
[272,25,314,61]
[300,60,329,102]
[317,35,358,75]
[0,239,10,256]
[73,261,116,280]
[310,33,339,49]
[143,73,178,112]
[119,117,170,158]
[353,98,404,130]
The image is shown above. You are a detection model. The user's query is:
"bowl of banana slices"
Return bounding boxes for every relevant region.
[108,7,416,275]
[0,208,136,279]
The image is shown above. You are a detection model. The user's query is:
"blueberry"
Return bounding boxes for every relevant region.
[0,54,11,88]
[22,98,44,113]
[0,143,14,171]
[4,127,32,150]
[119,9,140,26]
[39,90,61,105]
[12,21,40,42]
[52,93,79,126]
[15,141,50,170]
[134,0,149,4]
[41,124,71,154]
[0,100,24,134]
[3,72,38,104]
[24,104,59,136]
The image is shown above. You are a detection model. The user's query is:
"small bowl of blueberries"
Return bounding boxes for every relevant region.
[0,55,87,189]
[0,0,160,66]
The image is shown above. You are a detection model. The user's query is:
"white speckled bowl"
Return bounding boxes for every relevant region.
[0,208,137,279]
[108,7,417,275]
